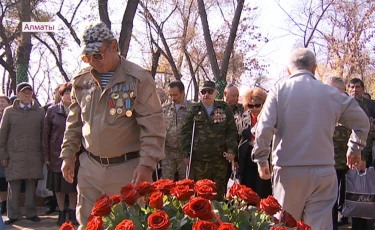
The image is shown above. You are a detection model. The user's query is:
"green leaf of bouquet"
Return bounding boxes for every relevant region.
[238,210,251,222]
[128,205,141,217]
[238,220,252,230]
[163,204,178,217]
[258,221,273,230]
[211,200,223,213]
[172,199,180,209]
[130,216,144,230]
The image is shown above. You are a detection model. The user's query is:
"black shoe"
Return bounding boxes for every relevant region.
[69,209,79,225]
[45,206,56,215]
[0,201,6,215]
[26,216,41,222]
[57,210,66,226]
[337,217,349,226]
[4,218,18,225]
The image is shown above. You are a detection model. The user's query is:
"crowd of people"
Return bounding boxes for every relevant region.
[0,21,372,230]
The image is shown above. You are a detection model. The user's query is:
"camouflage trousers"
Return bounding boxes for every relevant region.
[189,158,228,200]
[162,150,186,180]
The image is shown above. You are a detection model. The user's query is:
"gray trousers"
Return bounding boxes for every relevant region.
[7,179,38,219]
[273,166,337,230]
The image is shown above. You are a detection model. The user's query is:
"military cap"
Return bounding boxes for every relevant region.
[16,82,33,93]
[81,21,115,55]
[201,81,216,90]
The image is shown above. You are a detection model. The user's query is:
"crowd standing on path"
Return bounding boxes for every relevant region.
[0,21,373,230]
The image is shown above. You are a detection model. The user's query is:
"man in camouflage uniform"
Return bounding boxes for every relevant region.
[348,78,375,230]
[181,81,238,199]
[327,77,351,230]
[162,80,191,180]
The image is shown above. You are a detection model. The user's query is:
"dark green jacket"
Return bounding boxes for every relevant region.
[356,97,375,162]
[180,100,238,161]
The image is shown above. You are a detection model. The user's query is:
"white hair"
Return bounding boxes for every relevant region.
[288,48,317,71]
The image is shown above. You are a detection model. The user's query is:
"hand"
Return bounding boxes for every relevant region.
[61,158,75,183]
[223,152,235,162]
[1,160,8,167]
[45,161,51,166]
[347,154,361,169]
[184,158,189,166]
[357,160,367,171]
[132,165,153,185]
[258,164,271,180]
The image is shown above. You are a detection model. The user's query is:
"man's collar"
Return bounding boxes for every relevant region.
[289,70,316,79]
[19,102,31,108]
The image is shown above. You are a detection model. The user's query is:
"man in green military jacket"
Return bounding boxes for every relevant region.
[181,81,238,199]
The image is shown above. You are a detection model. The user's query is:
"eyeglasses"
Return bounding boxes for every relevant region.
[81,44,110,63]
[200,89,214,95]
[248,104,262,109]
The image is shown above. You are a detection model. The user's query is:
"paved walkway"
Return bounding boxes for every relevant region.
[1,207,60,230]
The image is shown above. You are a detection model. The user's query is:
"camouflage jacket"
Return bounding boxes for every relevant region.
[356,97,375,162]
[333,124,350,170]
[180,100,238,161]
[163,99,192,151]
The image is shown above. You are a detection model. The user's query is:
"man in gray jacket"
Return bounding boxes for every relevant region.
[0,83,44,225]
[252,48,369,229]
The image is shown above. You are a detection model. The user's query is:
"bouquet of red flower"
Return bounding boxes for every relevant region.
[59,179,312,230]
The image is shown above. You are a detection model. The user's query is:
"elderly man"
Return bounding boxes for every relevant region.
[181,81,237,199]
[252,48,369,229]
[224,83,243,118]
[162,80,191,180]
[60,22,166,229]
[0,82,45,224]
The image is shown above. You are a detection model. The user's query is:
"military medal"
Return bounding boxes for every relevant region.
[130,92,134,98]
[116,108,123,114]
[108,98,116,115]
[86,94,92,101]
[111,93,119,99]
[122,92,128,99]
[116,98,124,107]
[109,108,116,115]
[125,110,133,117]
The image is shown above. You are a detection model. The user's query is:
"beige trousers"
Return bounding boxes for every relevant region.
[76,152,138,230]
[272,166,337,230]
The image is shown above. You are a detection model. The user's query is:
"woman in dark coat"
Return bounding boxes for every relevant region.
[43,83,78,226]
[236,88,272,198]
[0,94,10,214]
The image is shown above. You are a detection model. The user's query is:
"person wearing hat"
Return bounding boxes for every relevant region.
[60,22,166,229]
[0,82,45,224]
[180,80,237,199]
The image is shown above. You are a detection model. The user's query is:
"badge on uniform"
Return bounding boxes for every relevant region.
[212,108,226,123]
[108,83,135,117]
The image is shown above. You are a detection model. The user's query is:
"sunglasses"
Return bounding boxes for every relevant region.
[200,89,214,95]
[248,104,262,109]
[81,44,110,63]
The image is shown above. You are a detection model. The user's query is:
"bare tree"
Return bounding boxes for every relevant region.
[197,0,245,98]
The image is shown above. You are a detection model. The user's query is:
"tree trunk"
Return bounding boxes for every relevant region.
[15,0,32,84]
[98,0,111,30]
[151,48,161,79]
[220,0,244,80]
[119,0,139,58]
[197,0,220,81]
